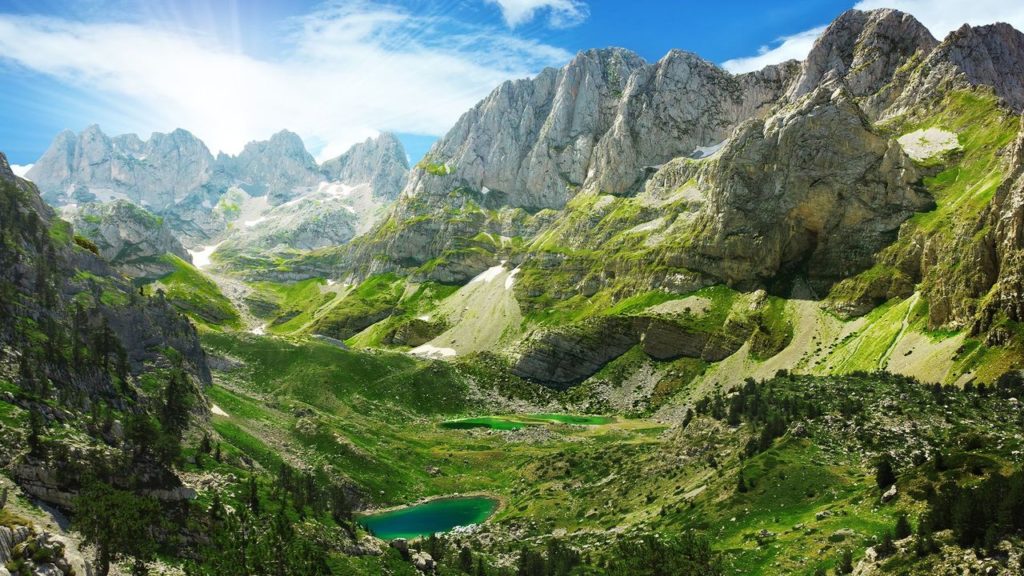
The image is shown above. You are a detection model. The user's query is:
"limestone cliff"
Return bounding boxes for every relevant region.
[62,200,191,280]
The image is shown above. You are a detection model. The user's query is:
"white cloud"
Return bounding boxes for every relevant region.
[485,0,588,28]
[722,1,1024,75]
[721,26,826,74]
[853,0,1024,39]
[0,3,572,161]
[10,164,33,177]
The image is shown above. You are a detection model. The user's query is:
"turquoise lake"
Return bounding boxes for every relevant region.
[359,496,499,540]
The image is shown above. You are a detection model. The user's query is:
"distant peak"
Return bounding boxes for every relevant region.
[0,151,14,182]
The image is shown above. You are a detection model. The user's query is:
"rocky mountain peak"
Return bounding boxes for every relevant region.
[320,132,409,200]
[0,151,15,182]
[937,22,1024,110]
[399,41,801,212]
[788,8,937,103]
[222,129,321,202]
[26,125,215,209]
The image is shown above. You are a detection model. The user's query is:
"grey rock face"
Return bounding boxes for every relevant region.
[895,22,1024,113]
[321,133,409,200]
[588,53,798,195]
[217,129,321,203]
[27,125,215,210]
[402,48,798,210]
[787,9,937,106]
[62,200,190,279]
[403,48,647,210]
[680,84,932,291]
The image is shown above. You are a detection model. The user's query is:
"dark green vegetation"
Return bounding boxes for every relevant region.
[359,497,499,540]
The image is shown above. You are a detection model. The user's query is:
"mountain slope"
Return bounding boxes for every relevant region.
[264,9,1024,392]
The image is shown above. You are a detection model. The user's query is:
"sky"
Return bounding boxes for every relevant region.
[1,0,1022,172]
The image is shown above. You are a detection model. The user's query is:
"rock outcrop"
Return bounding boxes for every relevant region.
[217,129,322,204]
[680,83,932,291]
[970,116,1024,340]
[61,200,191,279]
[895,22,1024,114]
[321,133,409,200]
[787,9,938,114]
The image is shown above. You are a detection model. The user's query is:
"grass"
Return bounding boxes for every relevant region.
[309,274,405,340]
[148,255,241,329]
[201,332,469,416]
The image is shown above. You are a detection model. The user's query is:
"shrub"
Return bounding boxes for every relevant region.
[73,235,100,255]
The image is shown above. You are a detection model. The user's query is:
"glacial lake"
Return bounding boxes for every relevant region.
[359,496,499,540]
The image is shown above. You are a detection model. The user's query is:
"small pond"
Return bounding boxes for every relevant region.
[359,496,499,540]
[439,413,613,431]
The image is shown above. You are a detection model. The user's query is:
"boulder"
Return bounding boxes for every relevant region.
[881,484,898,502]
[411,550,435,572]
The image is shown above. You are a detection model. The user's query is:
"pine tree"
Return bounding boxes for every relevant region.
[73,481,161,576]
[737,473,748,494]
[459,546,474,573]
[837,549,854,574]
[247,475,260,515]
[28,408,45,458]
[876,532,895,558]
[875,457,896,489]
[894,513,912,539]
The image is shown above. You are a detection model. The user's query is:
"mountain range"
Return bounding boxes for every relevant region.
[4,7,1024,576]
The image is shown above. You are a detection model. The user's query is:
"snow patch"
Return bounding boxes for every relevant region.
[505,268,520,290]
[188,242,223,269]
[250,324,266,336]
[10,164,33,177]
[409,344,457,359]
[417,315,431,321]
[469,265,506,284]
[326,279,337,286]
[243,216,267,228]
[210,404,229,417]
[690,140,726,159]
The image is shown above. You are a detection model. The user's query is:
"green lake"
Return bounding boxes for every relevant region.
[439,413,613,431]
[359,497,499,540]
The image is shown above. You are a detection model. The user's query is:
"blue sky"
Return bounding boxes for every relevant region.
[1,0,1021,169]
